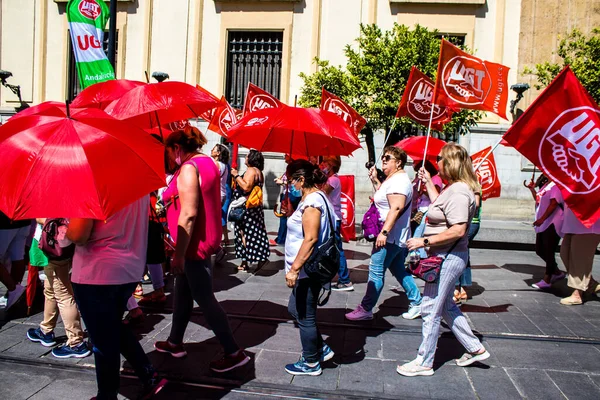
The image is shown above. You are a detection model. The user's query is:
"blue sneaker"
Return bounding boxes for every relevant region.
[321,344,334,362]
[285,356,322,376]
[27,328,56,347]
[51,342,91,359]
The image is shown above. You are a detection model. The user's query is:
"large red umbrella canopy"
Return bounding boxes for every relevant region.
[0,105,166,220]
[70,79,145,109]
[226,106,361,158]
[394,136,447,162]
[105,81,219,130]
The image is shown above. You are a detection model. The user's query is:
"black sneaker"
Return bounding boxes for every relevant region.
[52,342,92,358]
[140,372,168,400]
[27,327,56,347]
[331,282,354,292]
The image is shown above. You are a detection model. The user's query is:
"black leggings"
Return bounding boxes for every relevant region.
[535,224,561,276]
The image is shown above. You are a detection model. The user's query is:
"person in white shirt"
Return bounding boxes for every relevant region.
[524,174,566,289]
[320,156,353,292]
[559,205,600,305]
[346,146,422,321]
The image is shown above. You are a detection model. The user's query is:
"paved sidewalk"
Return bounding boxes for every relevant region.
[1,214,600,399]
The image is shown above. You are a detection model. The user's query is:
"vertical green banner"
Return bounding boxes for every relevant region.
[66,0,115,88]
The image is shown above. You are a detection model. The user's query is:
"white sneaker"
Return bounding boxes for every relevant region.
[0,296,7,307]
[6,284,25,310]
[396,357,434,377]
[39,272,47,281]
[402,304,422,320]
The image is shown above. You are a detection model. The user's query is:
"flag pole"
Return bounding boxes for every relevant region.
[473,137,503,171]
[376,118,398,168]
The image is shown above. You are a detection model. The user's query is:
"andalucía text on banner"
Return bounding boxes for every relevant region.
[502,66,600,227]
[433,39,510,119]
[320,88,367,136]
[396,66,454,131]
[66,0,115,89]
[242,83,284,117]
[339,175,356,241]
[471,147,501,200]
[208,96,238,138]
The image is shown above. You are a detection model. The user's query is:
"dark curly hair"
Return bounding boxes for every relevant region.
[247,149,265,171]
[286,160,328,188]
[214,144,230,164]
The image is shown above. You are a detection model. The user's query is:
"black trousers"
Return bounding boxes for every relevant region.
[535,224,561,276]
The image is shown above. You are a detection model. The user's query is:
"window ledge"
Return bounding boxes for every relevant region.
[390,0,485,4]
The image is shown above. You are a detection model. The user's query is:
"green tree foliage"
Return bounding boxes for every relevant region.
[298,23,482,158]
[525,28,600,103]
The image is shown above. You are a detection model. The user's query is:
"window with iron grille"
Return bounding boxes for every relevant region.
[225,31,283,109]
[435,33,466,47]
[67,31,116,101]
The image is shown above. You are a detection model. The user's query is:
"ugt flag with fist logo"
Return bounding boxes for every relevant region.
[503,67,600,227]
[471,147,501,200]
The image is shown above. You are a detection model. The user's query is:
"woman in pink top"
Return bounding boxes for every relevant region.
[154,126,249,373]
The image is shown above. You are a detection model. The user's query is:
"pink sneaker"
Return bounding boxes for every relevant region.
[531,280,551,290]
[345,305,373,321]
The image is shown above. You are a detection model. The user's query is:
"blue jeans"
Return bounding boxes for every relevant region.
[72,282,154,400]
[335,220,350,284]
[276,216,287,244]
[288,278,324,363]
[456,222,480,287]
[361,243,422,311]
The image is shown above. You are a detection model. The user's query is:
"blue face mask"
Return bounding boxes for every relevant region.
[289,184,302,198]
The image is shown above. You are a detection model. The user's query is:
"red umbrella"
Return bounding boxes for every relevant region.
[226,106,361,158]
[394,136,447,162]
[71,79,145,109]
[105,81,219,131]
[0,104,166,220]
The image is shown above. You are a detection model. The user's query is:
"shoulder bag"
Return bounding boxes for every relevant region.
[408,240,459,283]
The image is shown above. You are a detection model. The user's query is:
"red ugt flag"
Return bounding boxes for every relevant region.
[433,39,510,119]
[502,67,600,227]
[471,147,501,200]
[339,175,356,241]
[396,66,454,131]
[242,83,284,117]
[320,88,367,136]
[207,96,238,138]
[196,85,219,121]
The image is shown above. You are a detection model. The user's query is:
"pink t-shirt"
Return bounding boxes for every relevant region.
[534,182,564,235]
[71,196,149,285]
[163,155,221,260]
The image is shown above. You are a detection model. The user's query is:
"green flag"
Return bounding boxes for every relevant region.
[66,0,115,89]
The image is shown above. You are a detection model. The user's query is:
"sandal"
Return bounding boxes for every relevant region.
[138,290,167,307]
[133,284,144,299]
[237,264,249,272]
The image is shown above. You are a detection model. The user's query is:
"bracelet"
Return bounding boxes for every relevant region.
[234,175,239,180]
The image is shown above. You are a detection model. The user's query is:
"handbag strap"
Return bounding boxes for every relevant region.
[314,192,336,238]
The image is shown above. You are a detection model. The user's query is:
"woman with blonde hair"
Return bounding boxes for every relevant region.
[399,143,490,377]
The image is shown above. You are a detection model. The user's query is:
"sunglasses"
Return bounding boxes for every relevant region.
[436,155,444,162]
[381,155,397,162]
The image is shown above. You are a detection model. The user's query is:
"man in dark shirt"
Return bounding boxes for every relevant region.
[0,211,32,310]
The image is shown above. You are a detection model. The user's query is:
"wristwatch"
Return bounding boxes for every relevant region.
[381,230,389,236]
[423,238,430,246]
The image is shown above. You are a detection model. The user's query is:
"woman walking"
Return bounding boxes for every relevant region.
[211,143,232,250]
[525,174,565,289]
[399,143,490,377]
[230,149,270,272]
[346,146,422,321]
[154,127,249,372]
[284,160,335,376]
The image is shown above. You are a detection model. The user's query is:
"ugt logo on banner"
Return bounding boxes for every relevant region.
[243,83,284,116]
[339,175,356,241]
[320,88,367,136]
[78,0,101,20]
[540,107,600,194]
[471,147,501,200]
[502,67,600,227]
